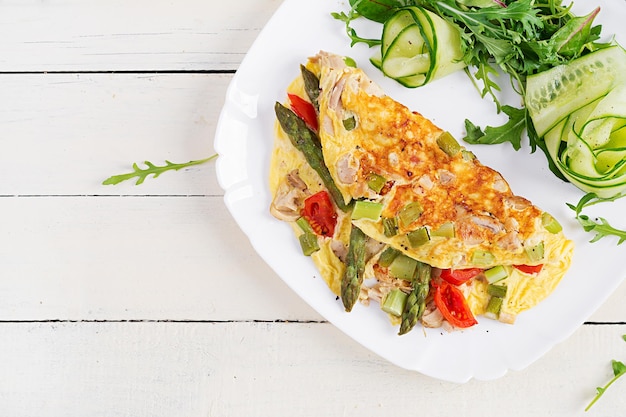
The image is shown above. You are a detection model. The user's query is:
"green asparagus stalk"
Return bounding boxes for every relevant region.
[275,102,350,212]
[300,64,320,110]
[341,225,367,312]
[399,261,431,335]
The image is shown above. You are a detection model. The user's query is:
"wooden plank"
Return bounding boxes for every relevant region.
[0,73,228,196]
[0,321,624,416]
[0,196,319,321]
[0,0,282,72]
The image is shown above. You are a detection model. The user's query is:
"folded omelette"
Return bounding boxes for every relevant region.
[269,51,573,334]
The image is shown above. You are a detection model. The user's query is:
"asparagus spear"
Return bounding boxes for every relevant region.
[300,64,320,110]
[274,102,350,212]
[341,225,367,312]
[399,261,431,335]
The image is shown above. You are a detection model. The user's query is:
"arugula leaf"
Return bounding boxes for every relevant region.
[469,62,502,110]
[585,335,626,411]
[102,154,217,186]
[462,105,525,150]
[566,192,626,244]
[331,10,381,47]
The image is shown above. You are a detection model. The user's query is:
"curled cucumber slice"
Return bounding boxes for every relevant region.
[526,45,626,198]
[370,6,466,88]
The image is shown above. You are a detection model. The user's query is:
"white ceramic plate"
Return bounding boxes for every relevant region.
[215,0,626,383]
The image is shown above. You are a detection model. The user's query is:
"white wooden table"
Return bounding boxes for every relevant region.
[0,1,625,415]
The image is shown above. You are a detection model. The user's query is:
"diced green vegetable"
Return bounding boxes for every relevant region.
[431,222,455,238]
[406,226,430,248]
[367,172,387,193]
[484,265,508,284]
[471,250,495,266]
[382,217,398,237]
[436,131,461,157]
[299,232,320,256]
[389,254,418,281]
[525,242,545,263]
[487,284,507,298]
[378,246,400,268]
[342,115,356,131]
[397,201,423,229]
[541,212,563,234]
[381,289,408,317]
[485,296,503,318]
[296,217,314,234]
[352,200,384,220]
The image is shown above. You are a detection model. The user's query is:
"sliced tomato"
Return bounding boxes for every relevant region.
[514,264,544,274]
[288,93,318,131]
[433,281,478,328]
[301,191,337,237]
[439,268,483,286]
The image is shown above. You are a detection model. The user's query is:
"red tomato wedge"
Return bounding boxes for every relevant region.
[301,191,337,237]
[288,93,318,131]
[439,268,483,286]
[433,281,478,328]
[514,264,544,274]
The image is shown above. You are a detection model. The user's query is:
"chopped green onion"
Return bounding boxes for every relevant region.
[397,201,423,229]
[389,254,418,281]
[342,115,356,131]
[541,212,563,234]
[471,250,495,266]
[485,296,503,318]
[367,172,387,193]
[381,288,408,317]
[406,226,430,248]
[436,131,461,157]
[431,222,455,238]
[525,242,545,262]
[484,265,508,283]
[378,246,401,268]
[352,200,384,220]
[461,150,476,161]
[382,217,398,237]
[487,283,507,298]
[299,232,320,256]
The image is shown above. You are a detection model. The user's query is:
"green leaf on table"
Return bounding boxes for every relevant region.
[585,336,626,411]
[102,154,218,186]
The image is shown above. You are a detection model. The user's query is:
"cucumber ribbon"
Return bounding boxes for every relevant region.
[370,6,466,88]
[526,45,626,198]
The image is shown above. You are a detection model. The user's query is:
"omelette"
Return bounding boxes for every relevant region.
[269,51,573,334]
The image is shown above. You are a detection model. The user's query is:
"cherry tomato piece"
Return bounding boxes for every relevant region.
[439,268,483,285]
[301,191,337,237]
[514,264,544,274]
[288,93,318,131]
[433,281,478,328]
